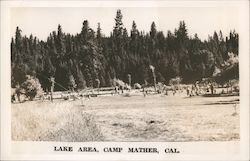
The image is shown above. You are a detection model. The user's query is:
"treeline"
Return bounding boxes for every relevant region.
[11,9,239,91]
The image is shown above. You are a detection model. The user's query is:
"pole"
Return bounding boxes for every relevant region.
[149,65,156,92]
[50,77,55,102]
[128,74,131,91]
[153,71,156,92]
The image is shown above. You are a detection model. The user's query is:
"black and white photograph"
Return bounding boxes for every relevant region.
[0,0,249,161]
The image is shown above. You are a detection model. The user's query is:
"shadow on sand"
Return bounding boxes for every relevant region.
[202,93,239,97]
[201,98,239,105]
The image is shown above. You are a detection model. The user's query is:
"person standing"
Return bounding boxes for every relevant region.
[186,87,190,97]
[210,83,214,95]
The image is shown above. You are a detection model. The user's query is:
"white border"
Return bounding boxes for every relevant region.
[1,1,249,160]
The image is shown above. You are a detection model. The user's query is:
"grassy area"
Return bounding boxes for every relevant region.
[12,94,239,142]
[12,101,104,141]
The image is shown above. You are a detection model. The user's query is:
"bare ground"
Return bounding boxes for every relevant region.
[12,94,239,142]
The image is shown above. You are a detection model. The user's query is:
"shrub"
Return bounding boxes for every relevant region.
[21,75,43,101]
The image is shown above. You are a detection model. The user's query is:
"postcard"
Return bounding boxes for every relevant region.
[0,0,249,160]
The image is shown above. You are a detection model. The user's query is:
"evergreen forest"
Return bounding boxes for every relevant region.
[11,9,239,91]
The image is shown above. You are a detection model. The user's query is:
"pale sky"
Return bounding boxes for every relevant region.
[11,7,239,41]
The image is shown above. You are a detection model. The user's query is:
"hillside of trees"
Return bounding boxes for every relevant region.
[11,9,239,92]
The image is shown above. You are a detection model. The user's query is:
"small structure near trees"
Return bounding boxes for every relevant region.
[112,78,126,94]
[133,83,142,89]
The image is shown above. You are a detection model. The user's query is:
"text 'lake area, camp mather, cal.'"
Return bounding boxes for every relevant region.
[54,146,180,154]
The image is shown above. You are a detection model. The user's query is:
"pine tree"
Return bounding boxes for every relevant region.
[97,22,102,44]
[150,22,157,39]
[130,21,139,55]
[113,9,123,39]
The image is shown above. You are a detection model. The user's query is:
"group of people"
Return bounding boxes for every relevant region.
[186,82,200,97]
[186,82,215,97]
